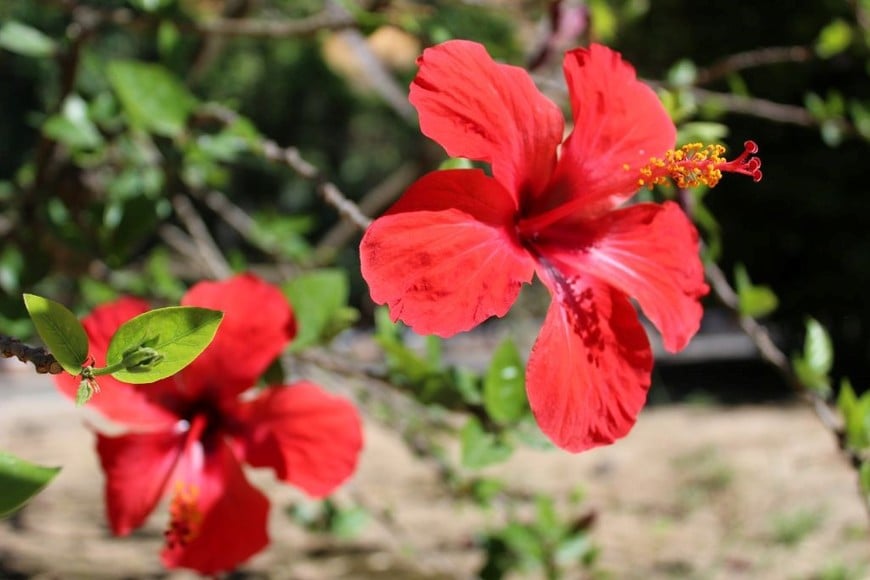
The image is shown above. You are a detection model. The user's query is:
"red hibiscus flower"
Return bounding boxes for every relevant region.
[54,274,363,575]
[360,41,760,452]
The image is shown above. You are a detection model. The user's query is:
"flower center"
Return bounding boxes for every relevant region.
[635,140,762,189]
[164,481,203,549]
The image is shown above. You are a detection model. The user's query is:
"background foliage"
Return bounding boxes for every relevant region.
[2,0,869,577]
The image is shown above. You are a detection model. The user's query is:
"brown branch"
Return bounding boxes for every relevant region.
[258,140,373,230]
[314,161,419,262]
[689,87,817,127]
[703,259,869,520]
[170,194,232,279]
[695,45,814,85]
[1,335,64,375]
[196,10,356,38]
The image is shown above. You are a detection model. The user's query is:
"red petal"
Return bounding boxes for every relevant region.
[161,441,269,575]
[181,273,295,399]
[526,276,653,452]
[360,169,535,337]
[97,429,184,535]
[410,40,564,202]
[53,298,180,428]
[539,44,676,218]
[538,202,708,352]
[237,382,362,498]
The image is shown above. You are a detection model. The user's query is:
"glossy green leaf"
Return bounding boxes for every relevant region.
[107,61,198,137]
[483,339,527,425]
[460,417,513,469]
[284,269,357,352]
[106,306,222,383]
[734,263,779,318]
[0,21,56,58]
[0,452,60,517]
[23,294,89,375]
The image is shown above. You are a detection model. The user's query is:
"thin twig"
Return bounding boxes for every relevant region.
[259,140,373,230]
[170,194,232,279]
[1,336,64,375]
[689,87,817,127]
[314,162,419,261]
[695,45,814,85]
[196,10,357,38]
[704,258,869,521]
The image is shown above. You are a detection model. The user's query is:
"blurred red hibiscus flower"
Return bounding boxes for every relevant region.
[55,273,363,574]
[360,41,760,452]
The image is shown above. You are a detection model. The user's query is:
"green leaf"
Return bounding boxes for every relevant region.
[330,506,369,539]
[23,294,89,375]
[734,263,779,318]
[460,417,513,469]
[838,378,870,450]
[793,317,834,396]
[803,317,834,377]
[0,452,60,517]
[284,269,356,352]
[483,339,527,424]
[860,462,870,497]
[438,157,473,170]
[0,21,56,58]
[107,61,198,137]
[667,58,698,87]
[816,19,853,58]
[106,306,222,383]
[42,95,104,151]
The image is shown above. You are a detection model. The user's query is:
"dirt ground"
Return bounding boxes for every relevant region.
[1,363,868,580]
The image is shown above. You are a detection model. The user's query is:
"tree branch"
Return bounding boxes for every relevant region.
[1,336,64,375]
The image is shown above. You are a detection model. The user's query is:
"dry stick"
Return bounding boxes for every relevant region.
[314,162,419,262]
[694,45,814,85]
[704,256,870,520]
[170,194,232,279]
[196,9,357,38]
[258,140,373,230]
[1,336,64,375]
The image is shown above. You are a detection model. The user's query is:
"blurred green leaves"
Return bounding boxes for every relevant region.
[793,317,834,397]
[107,61,198,137]
[0,20,55,58]
[734,263,779,318]
[283,269,358,352]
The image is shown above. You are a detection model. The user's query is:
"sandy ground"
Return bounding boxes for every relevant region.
[1,365,868,580]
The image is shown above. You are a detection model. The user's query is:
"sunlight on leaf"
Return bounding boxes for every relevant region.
[106,306,222,383]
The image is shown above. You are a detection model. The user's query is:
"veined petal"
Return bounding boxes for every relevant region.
[161,440,269,575]
[410,40,564,201]
[539,44,676,218]
[53,298,180,428]
[527,274,652,452]
[360,169,535,337]
[539,202,708,352]
[97,429,184,535]
[181,273,296,399]
[237,381,362,497]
